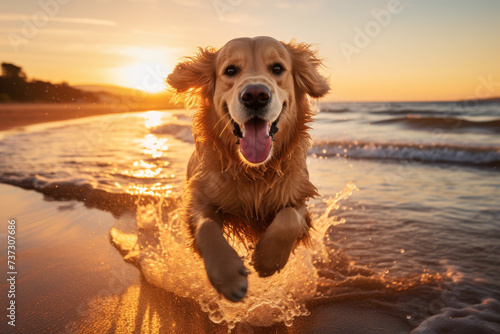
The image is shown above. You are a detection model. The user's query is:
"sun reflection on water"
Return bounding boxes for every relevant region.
[143,111,164,128]
[133,160,157,169]
[120,158,177,197]
[142,134,168,158]
[117,117,183,198]
[126,183,173,197]
[120,160,163,179]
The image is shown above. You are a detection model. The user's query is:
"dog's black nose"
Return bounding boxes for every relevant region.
[240,85,271,110]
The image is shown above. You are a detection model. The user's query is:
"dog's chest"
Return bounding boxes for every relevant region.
[208,169,311,219]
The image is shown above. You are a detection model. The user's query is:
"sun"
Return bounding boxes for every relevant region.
[110,46,177,93]
[119,61,170,93]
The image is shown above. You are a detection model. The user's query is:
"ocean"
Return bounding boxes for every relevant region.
[1,101,499,333]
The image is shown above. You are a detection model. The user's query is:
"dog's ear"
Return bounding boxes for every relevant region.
[167,47,217,99]
[283,41,330,98]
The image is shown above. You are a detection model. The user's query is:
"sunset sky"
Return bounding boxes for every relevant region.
[1,0,499,102]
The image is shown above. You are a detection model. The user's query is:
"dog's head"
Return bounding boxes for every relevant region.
[168,36,329,167]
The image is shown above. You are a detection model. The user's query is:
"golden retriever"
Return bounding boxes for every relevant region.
[167,36,329,302]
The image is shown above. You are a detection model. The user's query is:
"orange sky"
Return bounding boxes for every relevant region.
[1,0,499,102]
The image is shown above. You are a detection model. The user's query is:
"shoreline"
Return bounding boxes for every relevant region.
[0,102,175,131]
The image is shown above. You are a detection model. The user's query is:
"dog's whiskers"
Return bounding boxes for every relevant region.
[219,118,233,138]
[213,112,230,131]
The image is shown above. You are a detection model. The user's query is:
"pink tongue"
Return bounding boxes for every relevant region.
[240,118,271,163]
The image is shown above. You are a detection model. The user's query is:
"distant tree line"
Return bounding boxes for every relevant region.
[0,62,100,103]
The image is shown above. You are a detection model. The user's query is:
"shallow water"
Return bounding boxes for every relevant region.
[1,101,499,332]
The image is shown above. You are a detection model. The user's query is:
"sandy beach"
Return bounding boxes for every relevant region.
[0,102,174,131]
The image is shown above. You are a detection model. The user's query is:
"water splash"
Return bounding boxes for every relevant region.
[110,182,357,330]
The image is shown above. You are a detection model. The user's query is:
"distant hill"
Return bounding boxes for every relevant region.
[74,84,146,97]
[76,83,178,110]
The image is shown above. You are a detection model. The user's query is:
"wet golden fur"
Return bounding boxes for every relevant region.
[167,36,329,300]
[168,37,328,242]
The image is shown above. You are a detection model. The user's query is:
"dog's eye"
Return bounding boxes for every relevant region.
[224,65,238,77]
[271,63,284,75]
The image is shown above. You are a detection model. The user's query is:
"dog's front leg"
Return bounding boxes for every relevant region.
[195,206,249,302]
[253,206,308,277]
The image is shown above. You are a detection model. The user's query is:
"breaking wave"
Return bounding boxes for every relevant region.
[372,116,500,133]
[311,140,500,167]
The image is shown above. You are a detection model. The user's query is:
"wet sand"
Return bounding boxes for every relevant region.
[0,182,411,333]
[0,102,167,131]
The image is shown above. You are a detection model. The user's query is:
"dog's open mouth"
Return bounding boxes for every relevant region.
[232,114,280,164]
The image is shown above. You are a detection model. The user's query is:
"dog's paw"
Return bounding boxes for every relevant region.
[253,232,295,277]
[253,207,305,277]
[204,249,250,302]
